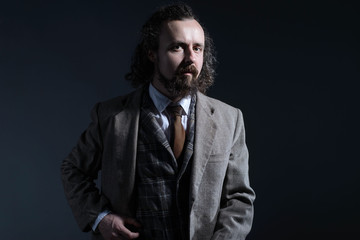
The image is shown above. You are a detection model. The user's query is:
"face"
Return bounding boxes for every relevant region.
[151,19,205,99]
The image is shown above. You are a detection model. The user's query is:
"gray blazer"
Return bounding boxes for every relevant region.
[61,86,255,240]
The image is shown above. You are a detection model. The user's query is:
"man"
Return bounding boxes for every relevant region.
[61,3,255,240]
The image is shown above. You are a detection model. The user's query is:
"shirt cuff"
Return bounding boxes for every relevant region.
[92,210,111,232]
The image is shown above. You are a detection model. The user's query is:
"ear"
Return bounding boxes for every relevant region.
[148,50,156,62]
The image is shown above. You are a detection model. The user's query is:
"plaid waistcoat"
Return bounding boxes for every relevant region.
[136,91,196,240]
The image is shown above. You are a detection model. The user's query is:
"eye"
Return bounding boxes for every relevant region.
[170,45,183,52]
[193,46,203,52]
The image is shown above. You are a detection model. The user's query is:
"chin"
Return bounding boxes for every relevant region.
[182,74,195,85]
[185,76,193,86]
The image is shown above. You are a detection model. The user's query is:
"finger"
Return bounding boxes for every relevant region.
[117,225,140,239]
[124,218,142,228]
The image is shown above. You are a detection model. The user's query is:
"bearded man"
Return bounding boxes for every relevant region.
[61,3,255,240]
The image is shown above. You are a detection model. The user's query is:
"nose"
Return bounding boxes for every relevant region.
[184,47,196,64]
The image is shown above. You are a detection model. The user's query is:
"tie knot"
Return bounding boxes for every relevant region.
[167,105,183,117]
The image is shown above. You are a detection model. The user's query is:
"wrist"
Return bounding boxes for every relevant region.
[92,210,112,232]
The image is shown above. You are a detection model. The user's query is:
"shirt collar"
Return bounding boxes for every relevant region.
[149,83,191,115]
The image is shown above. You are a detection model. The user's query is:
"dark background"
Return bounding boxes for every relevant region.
[1,0,359,239]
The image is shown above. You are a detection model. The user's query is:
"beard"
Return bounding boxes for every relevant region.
[156,63,200,99]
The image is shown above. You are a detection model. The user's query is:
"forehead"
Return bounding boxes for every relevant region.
[159,19,205,45]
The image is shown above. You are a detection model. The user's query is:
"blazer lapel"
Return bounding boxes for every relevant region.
[189,92,217,209]
[140,92,175,163]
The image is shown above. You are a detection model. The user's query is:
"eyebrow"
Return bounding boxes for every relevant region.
[169,41,205,47]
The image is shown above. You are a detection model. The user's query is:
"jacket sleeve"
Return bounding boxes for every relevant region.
[61,103,109,232]
[211,109,255,240]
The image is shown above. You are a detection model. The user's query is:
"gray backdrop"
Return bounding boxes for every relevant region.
[1,0,359,239]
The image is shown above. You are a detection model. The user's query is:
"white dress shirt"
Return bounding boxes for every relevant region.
[148,83,191,142]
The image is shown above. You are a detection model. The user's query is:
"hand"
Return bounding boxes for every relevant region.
[98,213,141,240]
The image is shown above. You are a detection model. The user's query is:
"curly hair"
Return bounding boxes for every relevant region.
[125,3,217,94]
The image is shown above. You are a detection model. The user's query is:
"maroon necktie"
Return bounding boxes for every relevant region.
[167,105,185,159]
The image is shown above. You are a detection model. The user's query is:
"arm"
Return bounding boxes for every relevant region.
[211,109,255,240]
[61,103,109,231]
[61,103,141,238]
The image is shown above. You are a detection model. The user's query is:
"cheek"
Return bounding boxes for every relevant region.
[168,54,183,68]
[161,54,182,72]
[197,55,204,72]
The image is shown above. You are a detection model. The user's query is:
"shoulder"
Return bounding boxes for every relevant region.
[93,86,145,120]
[196,92,245,135]
[197,92,242,118]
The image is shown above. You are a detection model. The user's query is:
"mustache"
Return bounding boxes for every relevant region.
[177,64,198,76]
